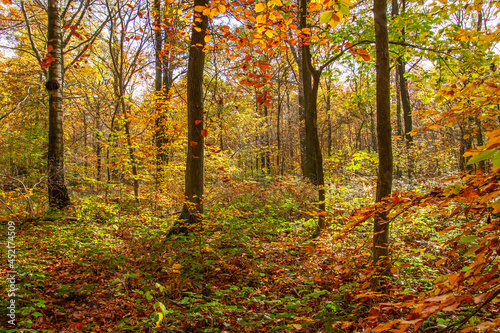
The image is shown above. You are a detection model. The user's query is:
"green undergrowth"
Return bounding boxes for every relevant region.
[0,177,497,332]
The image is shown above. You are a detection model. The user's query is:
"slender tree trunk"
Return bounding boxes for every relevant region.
[370,106,377,152]
[373,0,393,284]
[310,73,326,234]
[154,0,167,174]
[326,79,332,157]
[298,50,311,178]
[175,0,208,231]
[300,0,325,234]
[277,88,282,175]
[121,101,139,199]
[46,0,70,209]
[475,116,485,170]
[399,60,413,179]
[300,38,317,182]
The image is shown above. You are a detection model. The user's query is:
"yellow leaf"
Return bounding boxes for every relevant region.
[194,5,205,12]
[328,12,343,28]
[218,4,227,13]
[265,30,275,38]
[256,14,267,23]
[204,35,211,43]
[320,11,333,24]
[255,2,267,12]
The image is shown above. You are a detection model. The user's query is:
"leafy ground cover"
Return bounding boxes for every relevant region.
[1,177,499,332]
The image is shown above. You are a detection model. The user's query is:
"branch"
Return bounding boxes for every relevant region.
[20,1,47,78]
[439,286,500,333]
[64,18,107,73]
[319,40,374,73]
[0,87,31,123]
[388,40,459,56]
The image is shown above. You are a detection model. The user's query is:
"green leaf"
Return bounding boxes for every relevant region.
[459,235,477,244]
[320,11,333,24]
[424,253,436,259]
[467,149,497,165]
[339,4,350,15]
[492,150,500,166]
[154,301,167,315]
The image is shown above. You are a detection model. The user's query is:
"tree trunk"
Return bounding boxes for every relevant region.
[154,0,167,174]
[297,51,308,178]
[373,0,393,284]
[300,35,318,183]
[399,60,413,179]
[175,0,208,232]
[300,0,325,234]
[326,79,332,157]
[277,87,282,174]
[46,0,70,209]
[121,101,139,199]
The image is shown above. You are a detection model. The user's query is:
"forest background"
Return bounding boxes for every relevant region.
[1,0,500,332]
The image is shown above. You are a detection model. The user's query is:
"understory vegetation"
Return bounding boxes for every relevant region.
[1,174,499,332]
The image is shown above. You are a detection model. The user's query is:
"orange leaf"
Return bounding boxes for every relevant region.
[372,321,398,332]
[201,129,208,137]
[195,120,202,125]
[47,45,53,52]
[190,141,198,146]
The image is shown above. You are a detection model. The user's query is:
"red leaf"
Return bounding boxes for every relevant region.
[190,141,198,146]
[201,129,208,137]
[195,120,202,125]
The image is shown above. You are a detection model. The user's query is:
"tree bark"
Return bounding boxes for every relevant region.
[300,0,326,234]
[299,19,318,183]
[154,0,168,174]
[46,0,70,209]
[373,0,393,283]
[175,0,208,231]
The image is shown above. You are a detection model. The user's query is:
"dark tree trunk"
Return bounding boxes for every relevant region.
[475,116,485,170]
[175,0,208,231]
[154,0,168,174]
[326,79,332,157]
[300,0,326,234]
[46,0,70,209]
[297,51,308,178]
[300,34,318,183]
[277,86,282,174]
[399,60,413,179]
[373,0,393,283]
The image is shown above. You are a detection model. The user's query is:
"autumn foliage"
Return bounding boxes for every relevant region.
[1,0,500,332]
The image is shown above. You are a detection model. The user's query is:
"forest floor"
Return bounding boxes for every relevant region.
[1,176,499,332]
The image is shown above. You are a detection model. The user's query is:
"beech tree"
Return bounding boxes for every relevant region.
[45,0,70,209]
[372,0,393,282]
[19,0,105,209]
[173,0,209,232]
